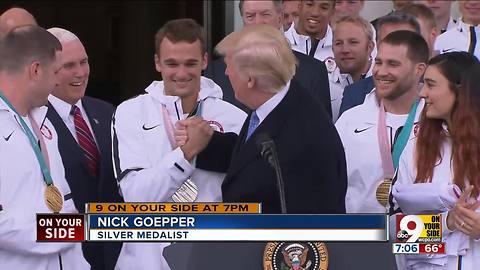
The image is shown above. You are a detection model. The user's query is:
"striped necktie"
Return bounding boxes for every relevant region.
[71,105,100,177]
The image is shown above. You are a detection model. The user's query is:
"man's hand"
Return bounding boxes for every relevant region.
[175,116,214,162]
[174,121,189,147]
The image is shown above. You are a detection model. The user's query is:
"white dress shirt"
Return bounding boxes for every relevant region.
[254,81,290,125]
[48,95,97,144]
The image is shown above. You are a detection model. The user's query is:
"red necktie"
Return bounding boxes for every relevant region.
[71,105,100,177]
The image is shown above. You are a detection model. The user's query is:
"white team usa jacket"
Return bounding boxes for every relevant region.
[0,101,89,269]
[284,21,334,61]
[435,19,480,59]
[335,90,425,213]
[112,77,246,270]
[392,135,480,270]
[112,76,246,203]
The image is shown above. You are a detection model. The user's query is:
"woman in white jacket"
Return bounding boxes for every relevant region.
[392,51,480,270]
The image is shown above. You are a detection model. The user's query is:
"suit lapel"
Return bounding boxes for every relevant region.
[225,81,300,181]
[82,97,108,162]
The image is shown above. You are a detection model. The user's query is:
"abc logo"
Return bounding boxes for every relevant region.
[397,215,424,243]
[396,230,410,242]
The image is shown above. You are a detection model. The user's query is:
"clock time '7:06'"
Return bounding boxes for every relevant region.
[393,243,445,254]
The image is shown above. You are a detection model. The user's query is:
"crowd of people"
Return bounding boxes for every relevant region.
[0,1,479,270]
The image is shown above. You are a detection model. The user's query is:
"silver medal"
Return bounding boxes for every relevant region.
[171,178,198,202]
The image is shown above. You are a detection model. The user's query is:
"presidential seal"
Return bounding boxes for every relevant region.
[263,242,328,270]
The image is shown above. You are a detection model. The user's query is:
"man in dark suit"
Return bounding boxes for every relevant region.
[46,28,123,270]
[178,24,346,214]
[204,0,332,118]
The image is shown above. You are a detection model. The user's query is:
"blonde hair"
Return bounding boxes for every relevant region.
[216,24,297,93]
[333,15,374,42]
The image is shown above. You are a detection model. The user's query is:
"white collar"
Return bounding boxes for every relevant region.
[146,76,222,102]
[446,17,457,32]
[144,76,223,116]
[255,81,290,124]
[456,18,480,33]
[330,68,353,88]
[48,95,83,121]
[289,24,333,48]
[285,20,296,33]
[0,96,48,126]
[360,88,425,124]
[330,60,373,88]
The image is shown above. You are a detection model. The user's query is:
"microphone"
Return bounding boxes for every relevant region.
[256,133,287,213]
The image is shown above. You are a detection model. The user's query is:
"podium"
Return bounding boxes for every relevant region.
[163,242,397,270]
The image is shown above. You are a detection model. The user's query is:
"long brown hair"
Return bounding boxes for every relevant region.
[415,52,480,197]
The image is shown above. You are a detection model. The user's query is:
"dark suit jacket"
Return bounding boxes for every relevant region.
[47,96,123,270]
[339,76,375,117]
[198,80,346,214]
[204,50,332,118]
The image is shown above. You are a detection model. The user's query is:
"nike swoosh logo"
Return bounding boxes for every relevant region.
[3,131,13,141]
[354,126,373,133]
[142,124,160,131]
[441,48,455,53]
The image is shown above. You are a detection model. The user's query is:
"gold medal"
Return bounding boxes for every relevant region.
[44,184,63,213]
[376,178,392,207]
[172,178,198,202]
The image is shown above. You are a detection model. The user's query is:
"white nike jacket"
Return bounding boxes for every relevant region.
[392,134,480,270]
[435,19,480,59]
[112,77,246,270]
[0,101,89,270]
[335,90,424,213]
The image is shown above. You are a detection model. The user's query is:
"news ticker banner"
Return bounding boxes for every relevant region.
[86,214,387,241]
[86,202,261,214]
[36,203,387,242]
[392,214,445,255]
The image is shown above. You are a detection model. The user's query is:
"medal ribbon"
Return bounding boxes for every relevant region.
[0,92,53,186]
[161,100,203,202]
[29,115,50,170]
[160,100,203,149]
[378,99,419,179]
[161,104,177,149]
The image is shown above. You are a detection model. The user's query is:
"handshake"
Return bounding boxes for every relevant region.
[174,116,214,162]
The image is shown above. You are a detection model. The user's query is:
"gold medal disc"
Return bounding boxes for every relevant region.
[44,185,63,213]
[376,178,392,207]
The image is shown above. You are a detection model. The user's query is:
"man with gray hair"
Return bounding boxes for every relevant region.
[178,24,347,214]
[283,0,299,31]
[205,0,332,119]
[0,25,89,270]
[46,27,123,270]
[0,7,37,37]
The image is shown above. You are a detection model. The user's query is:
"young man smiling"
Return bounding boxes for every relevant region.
[336,30,428,214]
[285,0,335,60]
[112,18,245,270]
